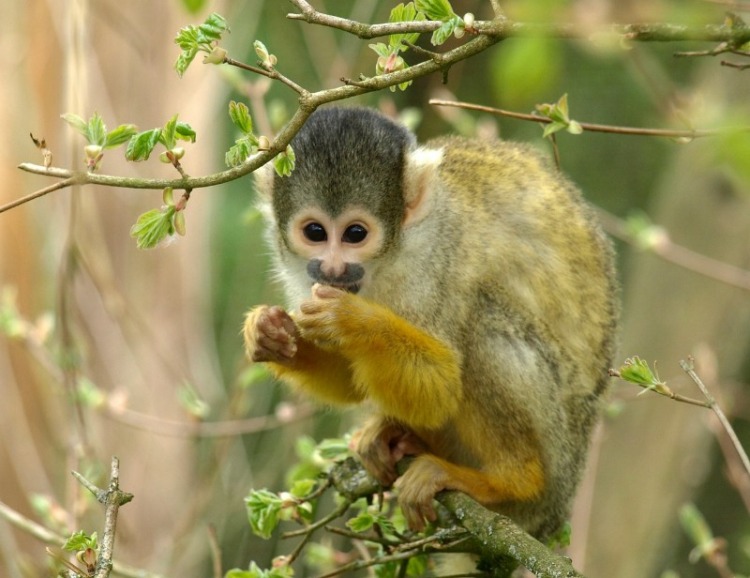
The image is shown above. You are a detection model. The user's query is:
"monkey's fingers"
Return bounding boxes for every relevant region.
[394,456,446,532]
[311,283,346,300]
[245,305,298,362]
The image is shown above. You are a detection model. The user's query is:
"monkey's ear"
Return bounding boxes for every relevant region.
[403,146,443,227]
[254,163,275,200]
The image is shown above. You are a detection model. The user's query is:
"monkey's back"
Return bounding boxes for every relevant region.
[425,136,618,537]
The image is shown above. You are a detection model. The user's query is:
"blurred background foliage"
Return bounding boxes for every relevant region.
[1,1,750,577]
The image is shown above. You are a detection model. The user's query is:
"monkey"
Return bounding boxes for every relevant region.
[243,106,618,542]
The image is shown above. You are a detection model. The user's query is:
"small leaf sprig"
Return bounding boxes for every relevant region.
[129,187,189,249]
[125,114,197,174]
[61,112,137,172]
[174,12,230,77]
[225,101,295,177]
[125,114,196,249]
[535,94,583,138]
[415,0,471,45]
[368,3,426,92]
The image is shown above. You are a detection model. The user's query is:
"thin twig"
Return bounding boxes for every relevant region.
[224,57,308,95]
[680,358,750,481]
[595,209,750,293]
[429,99,750,139]
[74,457,134,578]
[0,177,79,214]
[282,499,352,539]
[0,500,162,578]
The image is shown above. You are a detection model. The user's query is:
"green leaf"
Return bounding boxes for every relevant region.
[316,438,351,460]
[388,3,424,50]
[173,13,230,77]
[289,479,316,499]
[245,489,283,539]
[347,511,376,533]
[369,42,391,58]
[126,129,162,161]
[431,16,461,45]
[63,530,98,552]
[415,0,456,21]
[225,137,254,168]
[60,113,89,139]
[180,0,206,14]
[542,121,566,139]
[175,46,199,78]
[87,112,107,146]
[104,124,138,148]
[199,12,230,41]
[229,101,254,134]
[129,206,176,249]
[273,145,295,177]
[161,115,179,150]
[175,121,197,143]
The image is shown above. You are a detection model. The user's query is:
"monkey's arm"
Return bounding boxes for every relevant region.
[296,285,463,430]
[243,305,363,405]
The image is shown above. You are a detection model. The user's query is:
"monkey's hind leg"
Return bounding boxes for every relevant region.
[395,454,545,531]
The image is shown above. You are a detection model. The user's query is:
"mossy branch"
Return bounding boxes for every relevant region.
[329,458,586,578]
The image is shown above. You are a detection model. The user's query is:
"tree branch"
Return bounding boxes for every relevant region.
[328,458,586,577]
[430,99,750,139]
[73,456,134,578]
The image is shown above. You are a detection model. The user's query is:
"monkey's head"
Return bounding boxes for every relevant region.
[256,107,437,298]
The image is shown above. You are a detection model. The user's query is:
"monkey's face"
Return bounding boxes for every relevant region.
[285,205,384,294]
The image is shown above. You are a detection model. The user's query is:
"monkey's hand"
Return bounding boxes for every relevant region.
[295,284,353,350]
[355,417,428,487]
[297,284,462,430]
[243,305,298,364]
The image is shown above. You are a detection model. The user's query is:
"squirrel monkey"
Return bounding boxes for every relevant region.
[243,107,618,539]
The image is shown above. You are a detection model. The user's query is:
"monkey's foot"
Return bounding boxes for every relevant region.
[243,305,298,363]
[356,418,427,487]
[395,455,450,531]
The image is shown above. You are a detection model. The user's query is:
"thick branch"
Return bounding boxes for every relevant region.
[329,458,585,577]
[288,1,750,45]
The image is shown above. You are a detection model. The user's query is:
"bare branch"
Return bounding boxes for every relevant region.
[429,99,750,140]
[680,359,750,481]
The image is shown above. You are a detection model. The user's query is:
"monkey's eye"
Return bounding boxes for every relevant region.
[342,224,368,244]
[302,222,327,243]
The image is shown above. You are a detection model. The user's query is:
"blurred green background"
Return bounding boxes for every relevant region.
[2,1,750,577]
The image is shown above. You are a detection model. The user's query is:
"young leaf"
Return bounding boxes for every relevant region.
[104,124,138,148]
[63,531,98,552]
[87,112,107,146]
[347,511,376,533]
[431,16,462,45]
[245,489,283,539]
[126,129,162,161]
[174,13,230,77]
[388,3,424,50]
[129,206,176,249]
[415,0,456,21]
[229,101,254,135]
[199,12,230,41]
[161,115,179,150]
[60,113,89,139]
[175,121,196,143]
[225,137,254,168]
[273,145,296,177]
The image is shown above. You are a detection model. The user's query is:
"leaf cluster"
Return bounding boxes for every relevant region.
[129,188,187,249]
[174,12,230,77]
[125,114,196,163]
